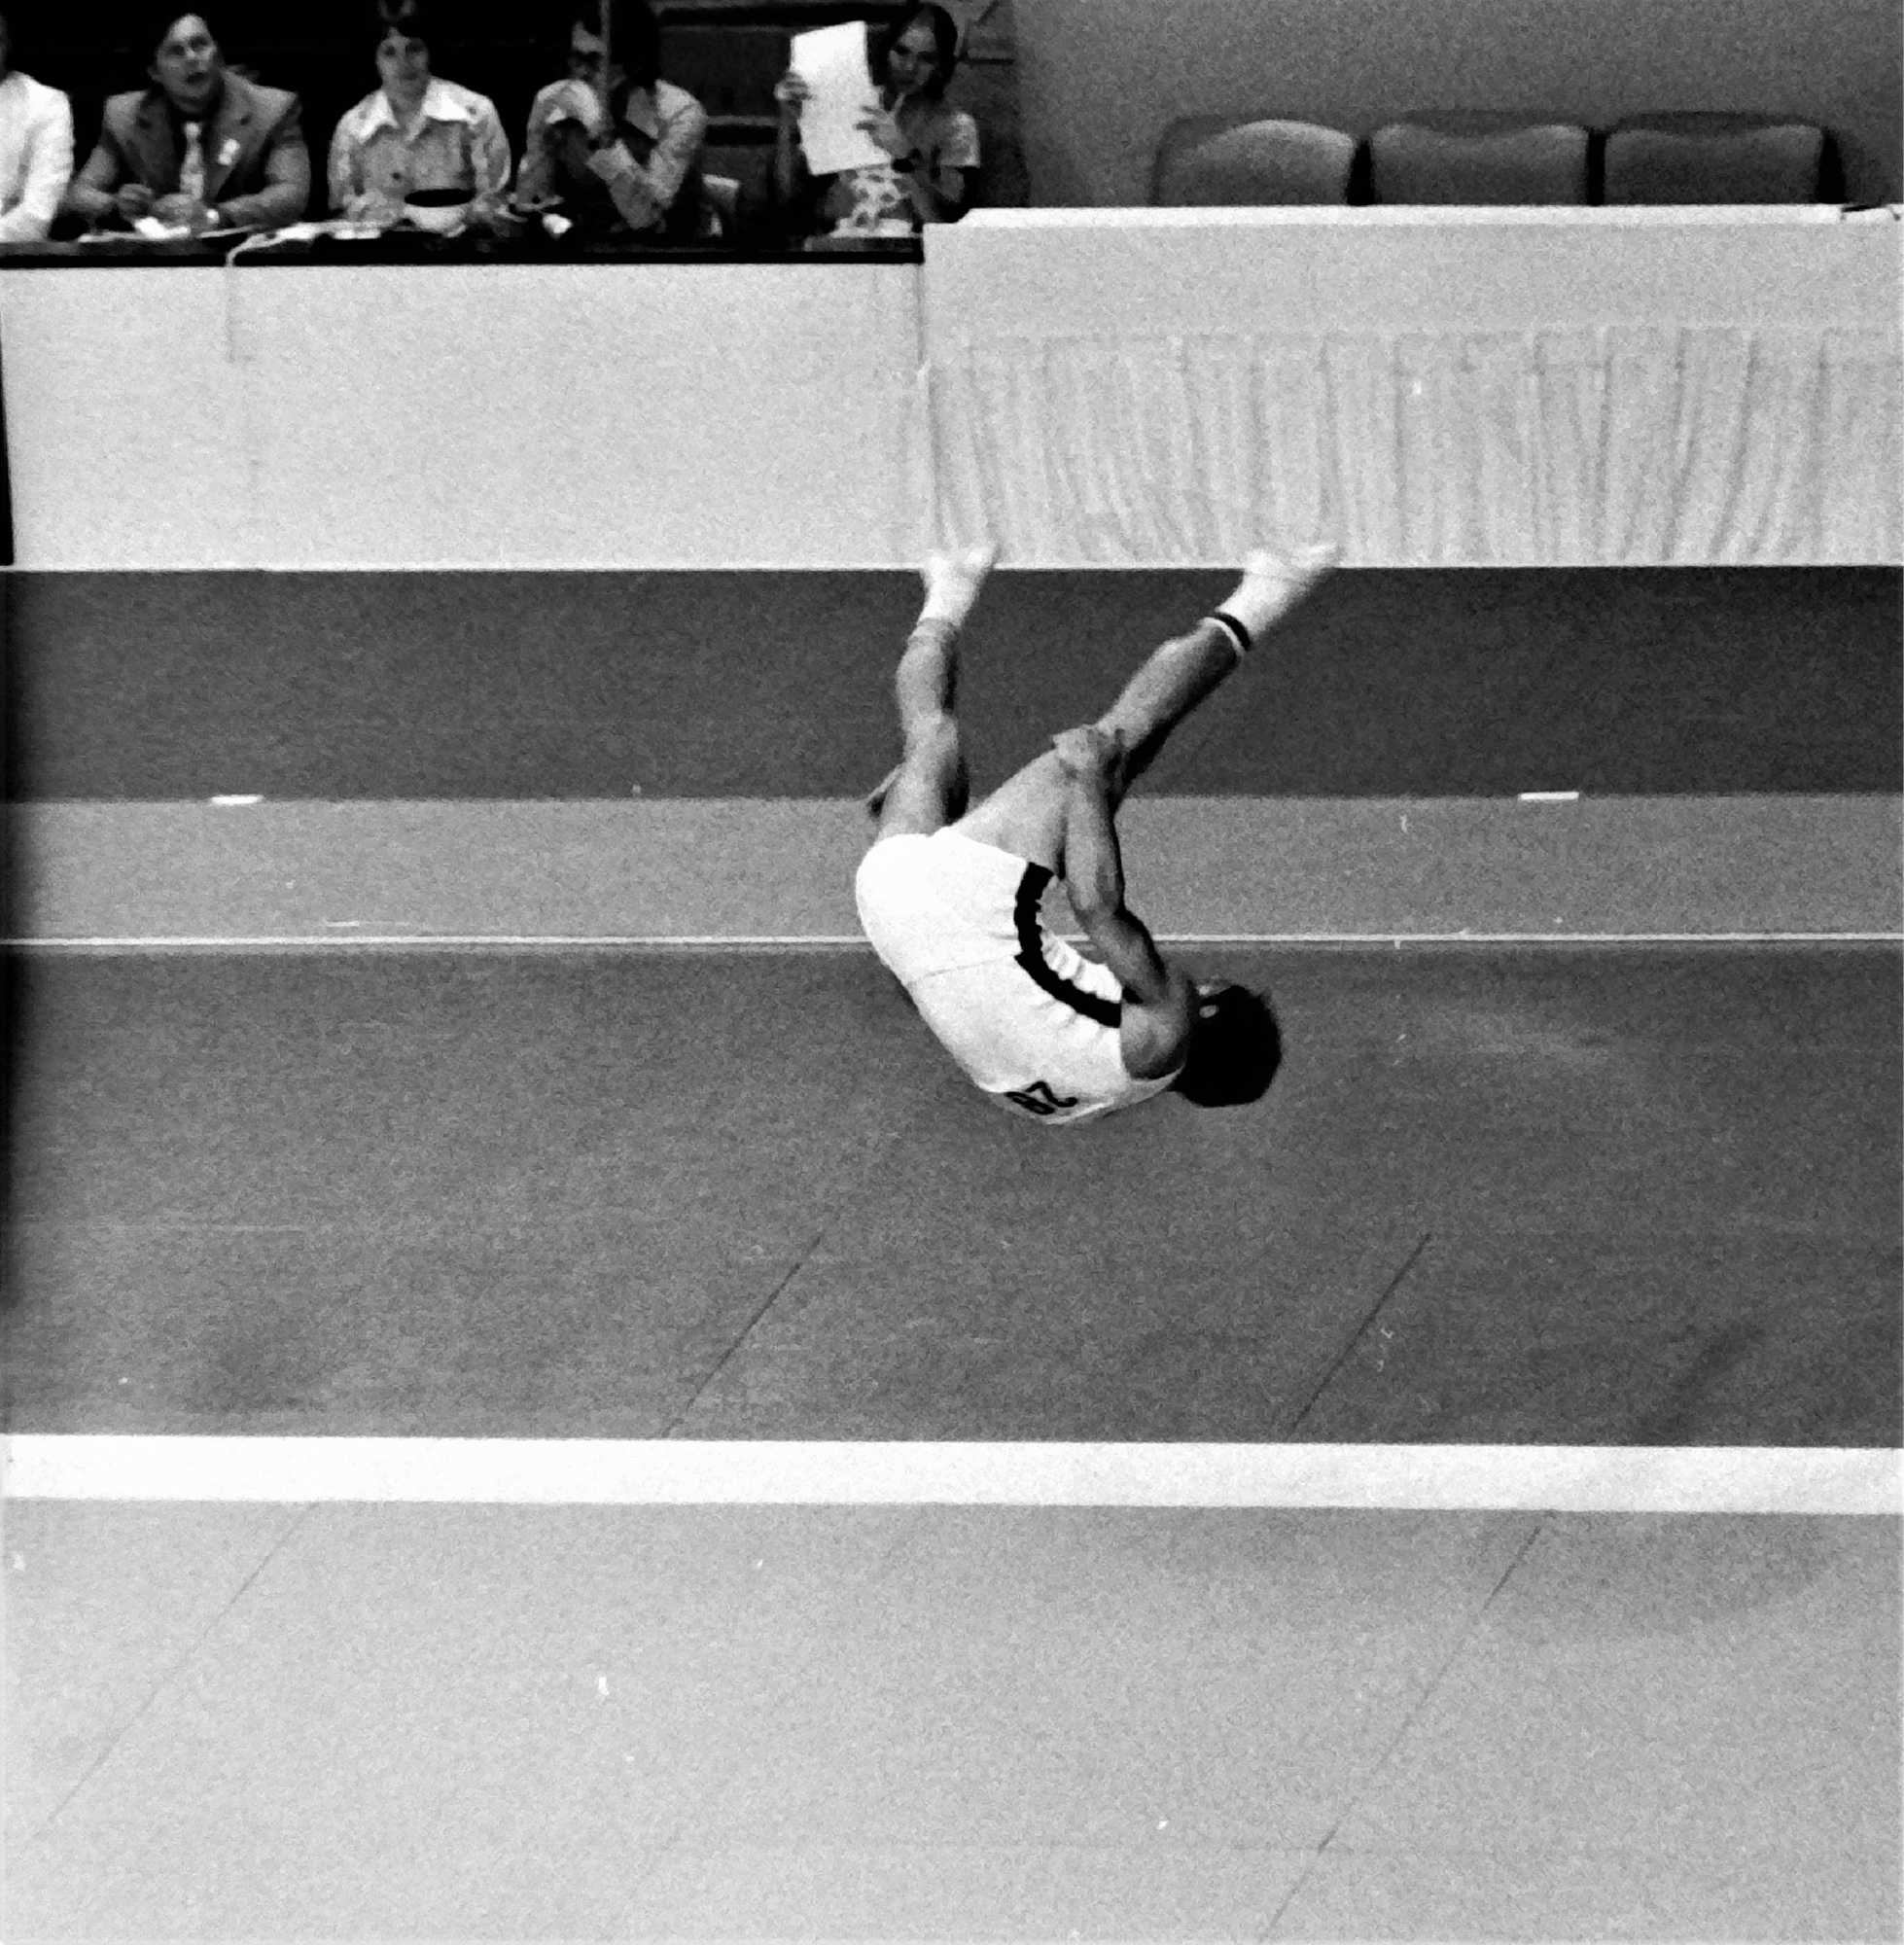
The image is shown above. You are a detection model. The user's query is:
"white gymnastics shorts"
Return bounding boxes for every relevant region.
[854,829,1181,1125]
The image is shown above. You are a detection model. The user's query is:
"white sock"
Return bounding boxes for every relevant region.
[1215,543,1339,644]
[917,544,997,630]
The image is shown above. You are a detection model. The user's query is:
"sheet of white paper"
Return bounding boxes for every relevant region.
[790,21,887,177]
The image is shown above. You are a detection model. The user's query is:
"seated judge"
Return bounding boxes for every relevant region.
[328,0,511,230]
[515,0,713,242]
[0,13,76,242]
[773,4,977,238]
[61,8,309,234]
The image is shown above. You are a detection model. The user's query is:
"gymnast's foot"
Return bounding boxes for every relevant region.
[917,541,999,631]
[1216,540,1341,646]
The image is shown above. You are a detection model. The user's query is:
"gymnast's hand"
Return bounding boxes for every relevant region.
[1051,725,1122,783]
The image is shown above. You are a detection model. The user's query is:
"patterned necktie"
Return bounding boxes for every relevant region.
[179,121,206,203]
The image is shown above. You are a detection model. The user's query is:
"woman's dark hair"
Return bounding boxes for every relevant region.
[1172,984,1283,1109]
[872,3,961,100]
[373,0,433,44]
[572,0,660,88]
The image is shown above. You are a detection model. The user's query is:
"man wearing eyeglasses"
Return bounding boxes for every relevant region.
[514,0,712,241]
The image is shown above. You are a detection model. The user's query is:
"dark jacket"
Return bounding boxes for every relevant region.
[67,72,310,230]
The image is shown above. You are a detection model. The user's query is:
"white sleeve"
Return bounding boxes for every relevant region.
[0,87,75,242]
[471,98,512,200]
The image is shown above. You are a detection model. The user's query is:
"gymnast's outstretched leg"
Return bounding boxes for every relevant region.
[951,543,1338,871]
[865,544,998,842]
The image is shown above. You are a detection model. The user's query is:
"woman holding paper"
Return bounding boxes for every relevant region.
[773,4,978,238]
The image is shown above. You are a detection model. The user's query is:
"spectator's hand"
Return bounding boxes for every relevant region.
[348,190,406,230]
[150,193,215,230]
[115,182,157,223]
[1051,725,1122,782]
[774,71,811,119]
[548,78,612,139]
[854,106,911,159]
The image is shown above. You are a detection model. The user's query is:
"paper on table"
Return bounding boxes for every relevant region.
[790,21,887,177]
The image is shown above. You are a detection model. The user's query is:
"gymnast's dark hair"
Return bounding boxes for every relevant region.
[1171,984,1283,1109]
[873,3,961,99]
[572,0,661,86]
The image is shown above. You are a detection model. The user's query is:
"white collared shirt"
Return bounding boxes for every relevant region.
[516,78,707,230]
[0,70,76,242]
[327,76,511,216]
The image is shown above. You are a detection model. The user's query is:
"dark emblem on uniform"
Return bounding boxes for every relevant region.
[1004,1079,1080,1116]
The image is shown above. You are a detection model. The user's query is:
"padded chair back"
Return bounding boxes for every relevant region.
[1603,114,1825,203]
[1369,112,1590,204]
[701,174,741,235]
[698,140,774,235]
[1151,116,1358,205]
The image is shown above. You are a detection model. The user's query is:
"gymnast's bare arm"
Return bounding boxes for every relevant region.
[1052,726,1196,1080]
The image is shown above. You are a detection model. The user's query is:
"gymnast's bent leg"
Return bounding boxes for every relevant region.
[950,544,1339,872]
[865,546,998,844]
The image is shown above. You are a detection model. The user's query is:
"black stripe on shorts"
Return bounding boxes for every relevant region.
[1012,865,1122,1028]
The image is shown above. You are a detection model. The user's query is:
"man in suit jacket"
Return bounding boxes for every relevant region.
[62,10,308,233]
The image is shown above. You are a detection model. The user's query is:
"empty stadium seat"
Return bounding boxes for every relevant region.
[1151,116,1358,206]
[1602,113,1826,203]
[1369,112,1590,204]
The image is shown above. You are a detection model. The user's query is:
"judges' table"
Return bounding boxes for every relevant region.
[920,206,1903,567]
[3,211,1899,570]
[0,248,925,571]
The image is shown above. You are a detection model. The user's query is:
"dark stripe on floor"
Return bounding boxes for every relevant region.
[6,568,1898,799]
[6,943,1896,1445]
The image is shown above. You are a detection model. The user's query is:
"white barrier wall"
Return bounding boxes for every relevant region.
[0,263,925,571]
[4,214,1900,571]
[921,208,1904,568]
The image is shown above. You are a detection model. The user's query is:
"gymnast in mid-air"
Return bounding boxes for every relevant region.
[855,539,1339,1124]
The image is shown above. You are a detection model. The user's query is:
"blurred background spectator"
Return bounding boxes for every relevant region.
[60,8,309,232]
[0,12,76,240]
[772,2,977,236]
[515,0,714,241]
[328,0,511,230]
